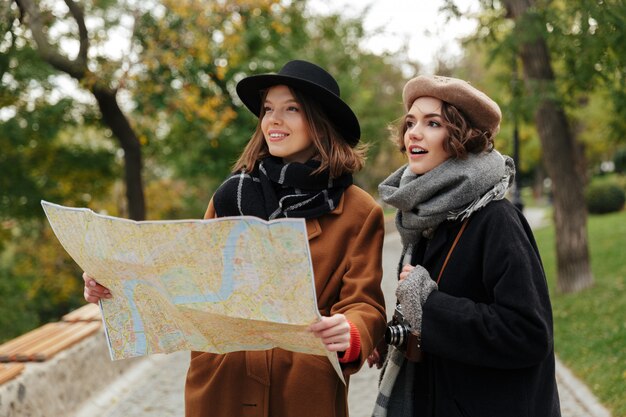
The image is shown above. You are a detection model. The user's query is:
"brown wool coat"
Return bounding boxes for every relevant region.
[185,185,387,417]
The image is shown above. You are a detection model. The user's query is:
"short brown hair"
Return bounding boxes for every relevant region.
[233,87,368,177]
[392,101,494,159]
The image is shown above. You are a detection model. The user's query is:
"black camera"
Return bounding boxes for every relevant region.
[385,304,411,347]
[385,304,423,362]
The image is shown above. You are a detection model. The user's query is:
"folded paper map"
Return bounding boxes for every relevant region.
[41,200,344,383]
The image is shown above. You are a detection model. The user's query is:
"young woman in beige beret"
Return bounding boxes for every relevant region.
[370,75,560,417]
[83,60,386,417]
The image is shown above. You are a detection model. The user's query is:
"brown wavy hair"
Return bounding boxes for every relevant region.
[392,101,494,159]
[233,87,368,178]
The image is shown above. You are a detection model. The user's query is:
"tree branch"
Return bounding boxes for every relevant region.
[14,0,87,79]
[63,0,89,66]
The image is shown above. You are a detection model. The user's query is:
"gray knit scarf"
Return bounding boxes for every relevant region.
[379,150,515,247]
[372,150,515,417]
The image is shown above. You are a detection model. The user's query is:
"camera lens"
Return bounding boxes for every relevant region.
[385,324,409,347]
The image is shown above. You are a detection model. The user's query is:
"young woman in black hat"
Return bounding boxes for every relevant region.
[83,60,386,417]
[370,75,560,417]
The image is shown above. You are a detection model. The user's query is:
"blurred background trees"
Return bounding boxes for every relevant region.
[1,0,408,341]
[2,0,625,341]
[445,0,625,292]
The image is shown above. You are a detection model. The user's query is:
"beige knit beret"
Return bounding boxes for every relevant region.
[402,75,502,136]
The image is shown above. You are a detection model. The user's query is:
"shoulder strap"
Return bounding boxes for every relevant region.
[436,218,470,285]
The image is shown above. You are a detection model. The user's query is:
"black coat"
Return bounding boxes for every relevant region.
[415,199,561,417]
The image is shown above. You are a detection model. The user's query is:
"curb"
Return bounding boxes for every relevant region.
[526,207,612,417]
[555,357,612,417]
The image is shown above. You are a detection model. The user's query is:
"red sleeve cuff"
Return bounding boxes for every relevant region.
[338,320,361,363]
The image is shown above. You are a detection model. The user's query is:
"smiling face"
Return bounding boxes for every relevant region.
[260,85,316,164]
[403,96,451,175]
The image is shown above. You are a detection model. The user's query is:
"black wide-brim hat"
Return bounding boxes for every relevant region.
[236,60,361,147]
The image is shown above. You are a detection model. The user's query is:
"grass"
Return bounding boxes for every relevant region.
[533,209,626,417]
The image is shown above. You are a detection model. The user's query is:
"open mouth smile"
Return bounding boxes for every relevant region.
[268,131,289,141]
[408,145,427,155]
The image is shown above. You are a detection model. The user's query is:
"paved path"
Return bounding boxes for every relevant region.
[73,208,611,417]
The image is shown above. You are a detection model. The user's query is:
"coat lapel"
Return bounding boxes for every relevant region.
[422,222,454,267]
[306,218,321,240]
[305,192,346,241]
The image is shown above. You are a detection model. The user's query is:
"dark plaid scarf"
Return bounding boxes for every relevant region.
[212,156,353,220]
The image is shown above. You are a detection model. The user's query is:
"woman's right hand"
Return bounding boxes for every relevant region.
[367,337,389,369]
[367,347,383,368]
[82,272,112,304]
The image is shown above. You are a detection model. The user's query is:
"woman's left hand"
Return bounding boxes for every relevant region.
[309,313,350,352]
[399,263,415,282]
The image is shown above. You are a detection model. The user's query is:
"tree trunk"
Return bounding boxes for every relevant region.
[503,0,594,293]
[92,87,145,221]
[14,0,146,220]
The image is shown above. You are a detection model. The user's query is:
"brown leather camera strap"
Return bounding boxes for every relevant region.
[436,218,469,284]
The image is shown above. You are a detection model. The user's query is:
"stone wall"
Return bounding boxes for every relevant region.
[0,329,143,417]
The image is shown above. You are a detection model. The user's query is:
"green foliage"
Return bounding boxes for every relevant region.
[131,0,284,182]
[534,210,626,417]
[0,220,85,343]
[464,0,626,175]
[452,15,545,183]
[0,97,117,338]
[585,178,626,214]
[0,263,40,343]
[614,147,626,174]
[1,1,119,340]
[611,173,626,196]
[0,100,117,222]
[1,0,409,345]
[543,0,626,167]
[130,0,407,194]
[143,177,217,220]
[545,0,626,139]
[1,0,119,224]
[1,5,56,110]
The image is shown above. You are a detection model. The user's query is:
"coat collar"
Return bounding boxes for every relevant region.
[305,193,345,240]
[422,221,457,266]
